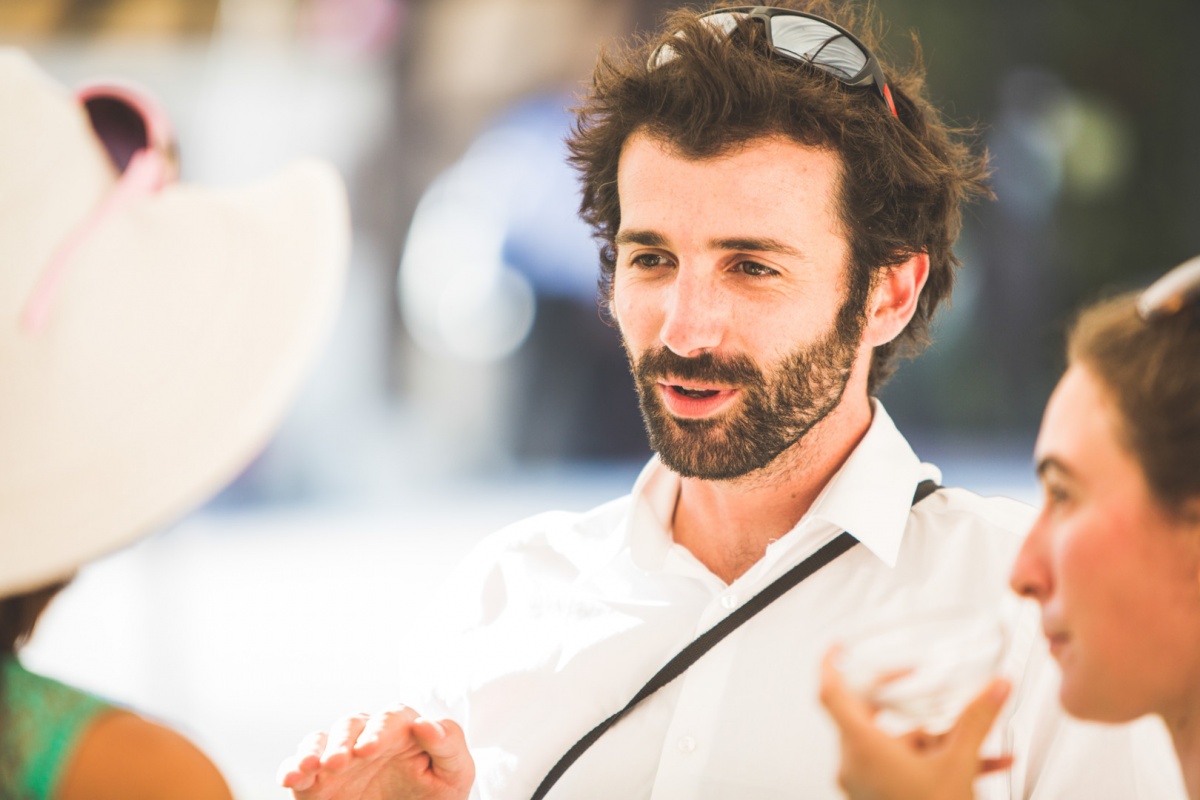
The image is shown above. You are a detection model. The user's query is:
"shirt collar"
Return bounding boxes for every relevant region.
[624,400,938,571]
[626,454,679,570]
[804,400,938,568]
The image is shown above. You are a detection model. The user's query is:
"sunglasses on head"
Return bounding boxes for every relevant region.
[1138,255,1200,322]
[649,5,899,119]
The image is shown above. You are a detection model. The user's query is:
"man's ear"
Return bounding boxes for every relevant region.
[863,252,929,348]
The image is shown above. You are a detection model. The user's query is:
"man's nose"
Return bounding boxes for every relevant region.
[659,269,728,358]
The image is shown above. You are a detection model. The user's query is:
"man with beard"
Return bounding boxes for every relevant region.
[279,3,1181,799]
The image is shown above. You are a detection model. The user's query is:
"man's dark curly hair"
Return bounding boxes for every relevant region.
[567,0,992,392]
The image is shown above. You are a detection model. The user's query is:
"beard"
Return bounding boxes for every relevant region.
[627,302,866,481]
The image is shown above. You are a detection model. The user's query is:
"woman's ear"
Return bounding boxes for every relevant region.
[1184,496,1200,530]
[1177,498,1200,590]
[863,252,929,348]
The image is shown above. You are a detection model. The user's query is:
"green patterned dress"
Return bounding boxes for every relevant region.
[0,655,113,800]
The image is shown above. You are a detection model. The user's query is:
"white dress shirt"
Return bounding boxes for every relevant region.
[408,402,1185,799]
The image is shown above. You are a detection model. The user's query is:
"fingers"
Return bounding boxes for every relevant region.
[900,729,939,753]
[320,713,371,770]
[412,717,476,786]
[278,730,328,791]
[352,705,421,758]
[818,645,875,734]
[980,755,1015,775]
[949,678,1012,752]
[276,710,378,790]
[277,707,474,799]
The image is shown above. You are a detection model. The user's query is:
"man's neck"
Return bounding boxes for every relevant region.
[670,395,874,584]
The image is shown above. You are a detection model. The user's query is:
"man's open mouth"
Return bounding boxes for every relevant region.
[671,385,721,399]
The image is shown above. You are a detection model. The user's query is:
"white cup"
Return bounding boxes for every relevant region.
[836,608,1008,734]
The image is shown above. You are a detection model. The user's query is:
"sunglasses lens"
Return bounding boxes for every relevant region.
[83,95,149,174]
[705,11,743,36]
[647,8,895,117]
[650,11,740,68]
[769,17,868,82]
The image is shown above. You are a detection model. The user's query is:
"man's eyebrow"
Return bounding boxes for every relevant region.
[614,231,805,259]
[614,230,667,248]
[711,236,806,259]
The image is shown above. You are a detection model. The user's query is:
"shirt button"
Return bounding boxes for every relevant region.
[678,736,697,753]
[720,593,738,610]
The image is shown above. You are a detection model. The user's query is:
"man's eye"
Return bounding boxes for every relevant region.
[736,260,776,277]
[632,253,667,268]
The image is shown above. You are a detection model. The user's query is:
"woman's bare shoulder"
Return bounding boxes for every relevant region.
[58,709,233,800]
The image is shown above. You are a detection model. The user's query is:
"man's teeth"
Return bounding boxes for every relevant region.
[674,386,720,398]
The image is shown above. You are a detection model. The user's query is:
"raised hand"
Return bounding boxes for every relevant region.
[818,647,1012,800]
[278,705,474,800]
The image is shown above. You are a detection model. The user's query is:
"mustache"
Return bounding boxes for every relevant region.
[634,347,763,386]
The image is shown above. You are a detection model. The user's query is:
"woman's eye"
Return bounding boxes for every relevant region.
[1043,483,1071,508]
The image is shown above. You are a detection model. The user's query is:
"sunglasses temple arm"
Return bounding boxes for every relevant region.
[882,83,898,118]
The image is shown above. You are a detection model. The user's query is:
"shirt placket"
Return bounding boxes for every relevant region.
[648,582,747,799]
[644,518,845,798]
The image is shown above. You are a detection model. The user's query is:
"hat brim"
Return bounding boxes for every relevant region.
[0,160,349,596]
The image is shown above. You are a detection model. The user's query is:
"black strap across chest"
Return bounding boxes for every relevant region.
[530,478,942,800]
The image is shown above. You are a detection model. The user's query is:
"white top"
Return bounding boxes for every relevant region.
[410,402,1185,799]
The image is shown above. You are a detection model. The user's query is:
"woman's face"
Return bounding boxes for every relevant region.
[1010,364,1200,723]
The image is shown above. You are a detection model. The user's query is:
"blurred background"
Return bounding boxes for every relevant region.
[3,0,1197,796]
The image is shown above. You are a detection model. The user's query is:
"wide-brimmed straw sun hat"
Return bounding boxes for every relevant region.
[0,48,350,597]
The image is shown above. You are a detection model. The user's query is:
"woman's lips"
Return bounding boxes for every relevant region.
[1045,628,1070,659]
[657,382,740,418]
